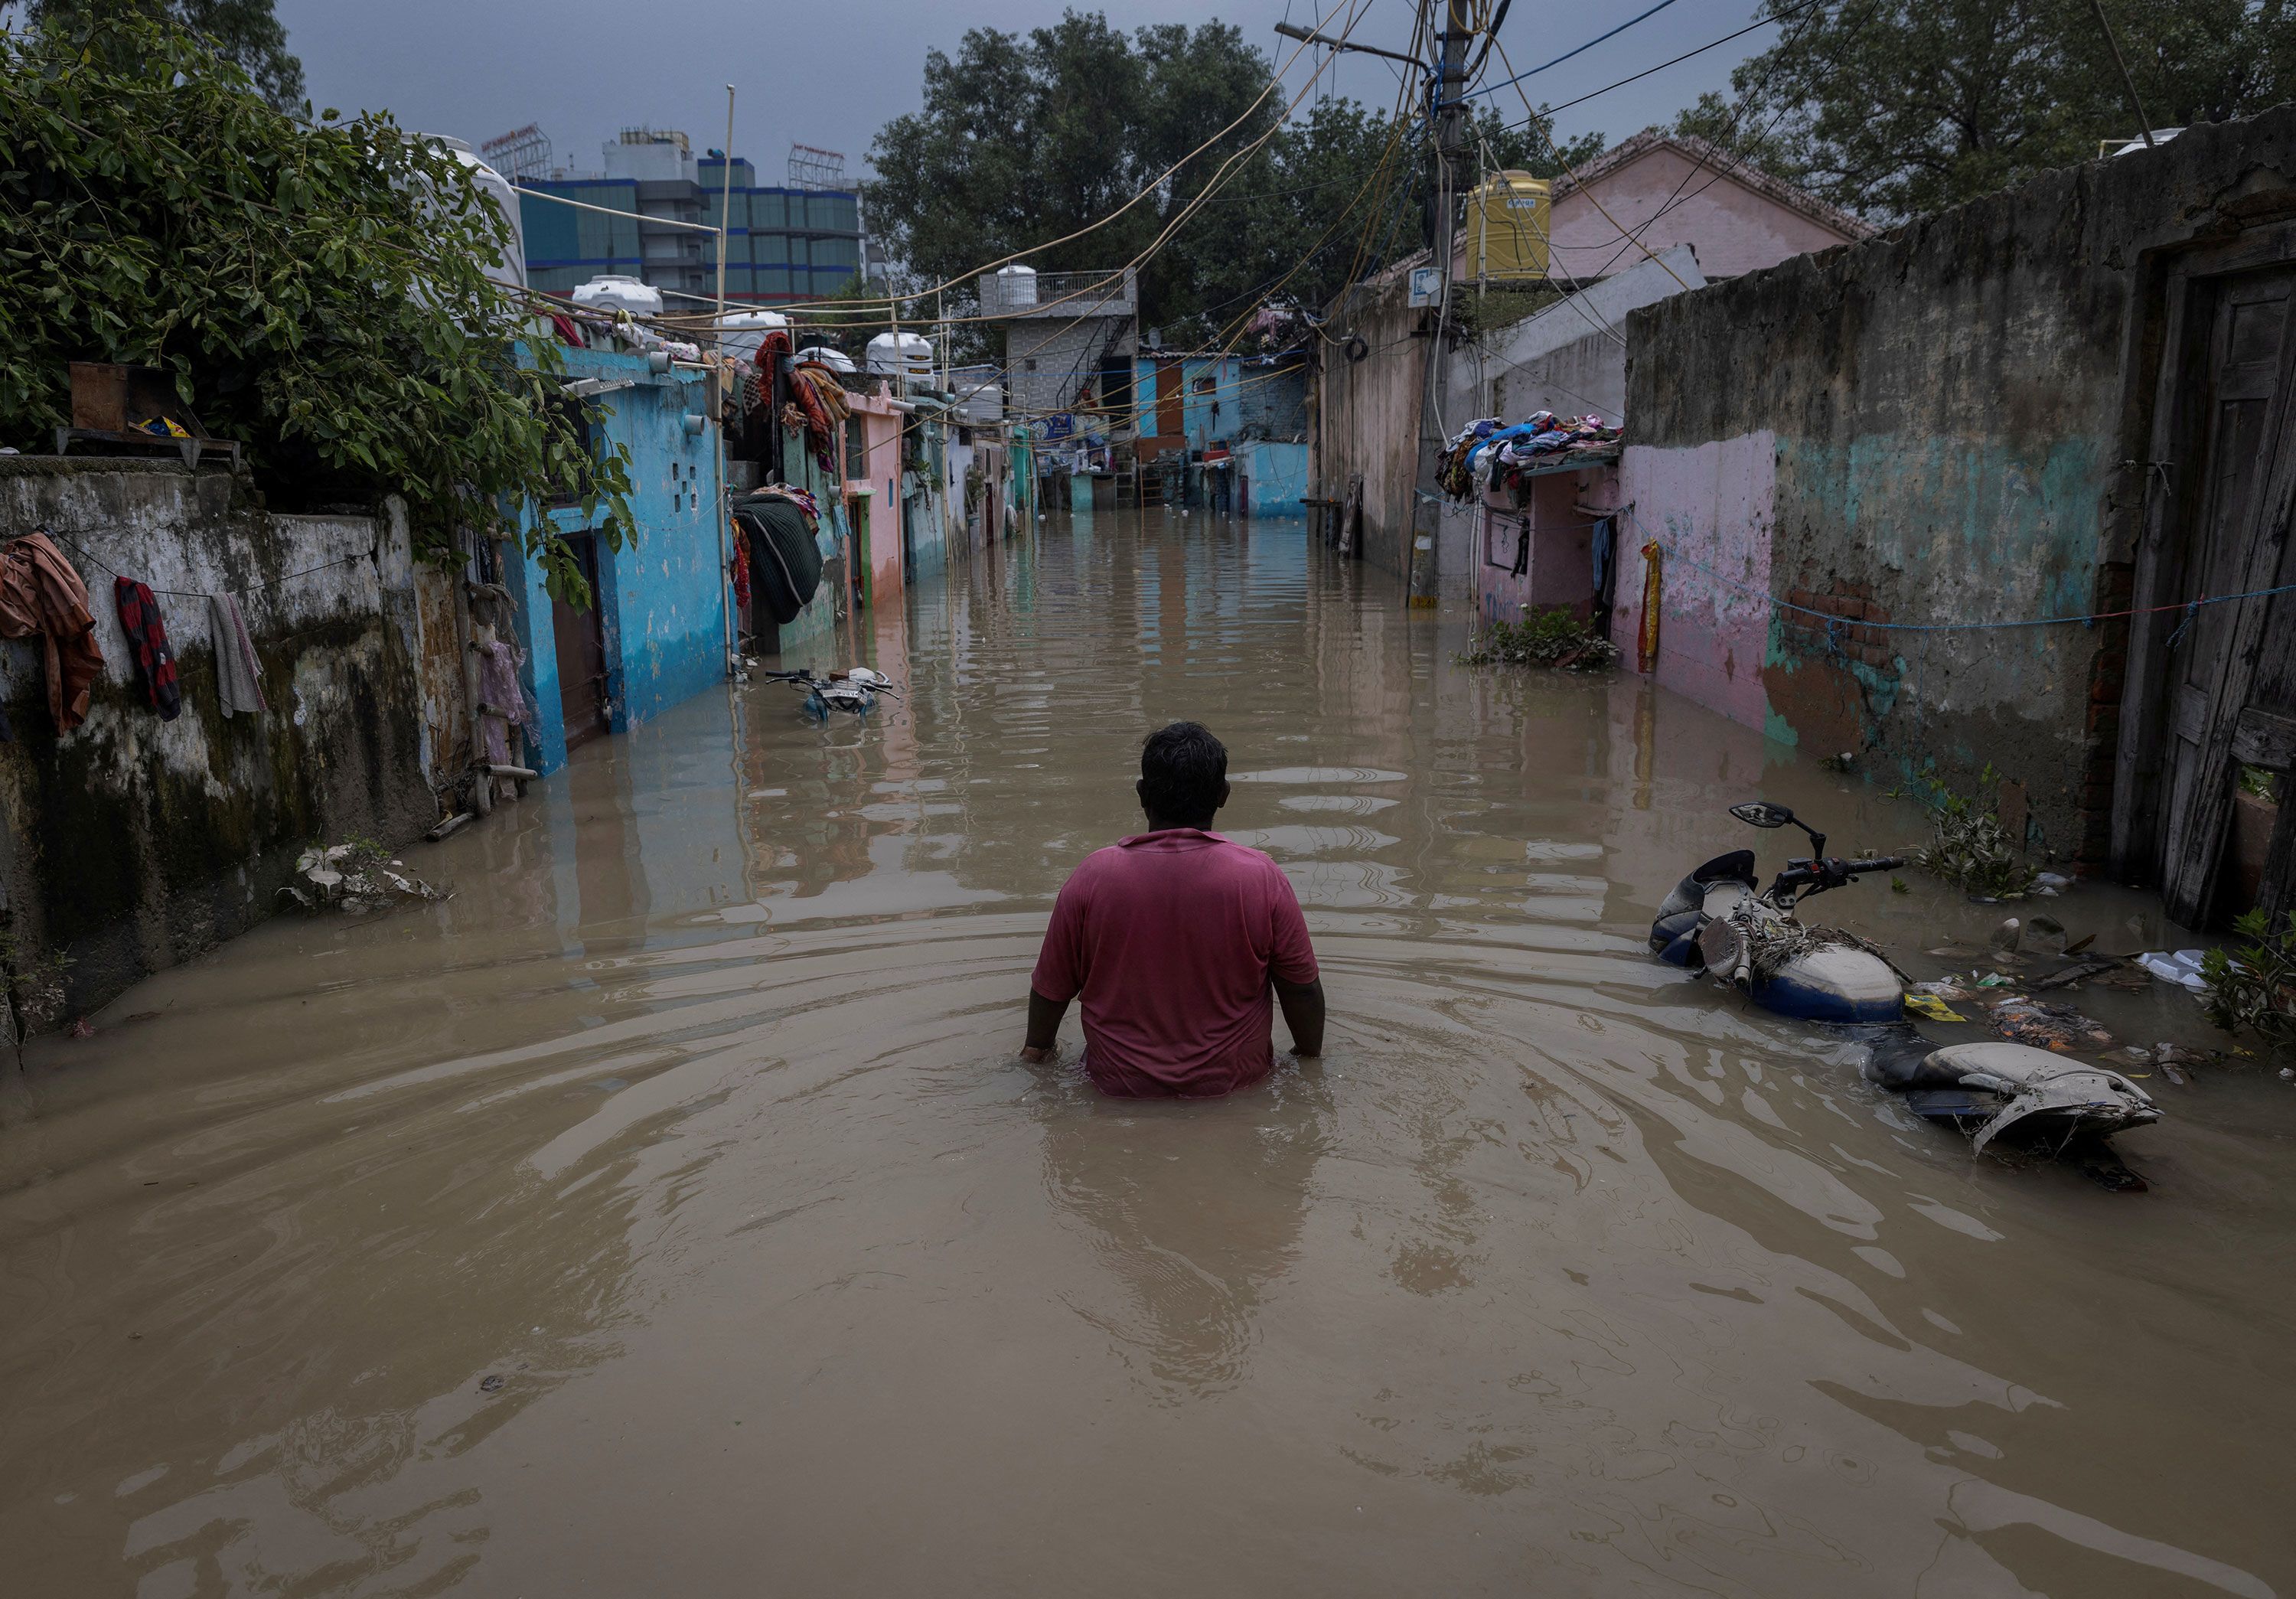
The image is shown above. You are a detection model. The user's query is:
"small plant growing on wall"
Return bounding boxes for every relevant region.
[1912,765,2040,899]
[2200,909,2296,1053]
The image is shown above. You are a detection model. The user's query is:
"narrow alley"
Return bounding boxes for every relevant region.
[2,515,2285,1596]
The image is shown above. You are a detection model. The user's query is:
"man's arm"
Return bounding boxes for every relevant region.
[1020,987,1071,1064]
[1274,976,1325,1058]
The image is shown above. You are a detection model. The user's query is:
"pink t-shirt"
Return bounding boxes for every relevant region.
[1032,829,1319,1098]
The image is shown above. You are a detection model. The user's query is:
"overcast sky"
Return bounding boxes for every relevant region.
[276,0,1777,188]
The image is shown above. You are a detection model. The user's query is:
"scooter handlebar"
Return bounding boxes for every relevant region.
[1846,855,1906,874]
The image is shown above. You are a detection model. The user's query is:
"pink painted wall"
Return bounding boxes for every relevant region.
[1550,148,1855,281]
[1474,462,1618,625]
[1612,436,1776,731]
[846,390,905,600]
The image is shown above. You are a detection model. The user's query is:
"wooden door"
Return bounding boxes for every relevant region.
[551,533,610,751]
[1156,360,1182,441]
[2118,233,2296,924]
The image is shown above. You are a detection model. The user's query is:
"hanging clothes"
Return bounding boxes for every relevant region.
[729,520,752,615]
[1637,541,1663,674]
[208,592,268,717]
[0,533,104,733]
[113,577,182,721]
[474,635,530,766]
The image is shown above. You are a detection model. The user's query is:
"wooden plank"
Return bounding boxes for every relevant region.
[2233,705,2296,770]
[2112,271,2206,885]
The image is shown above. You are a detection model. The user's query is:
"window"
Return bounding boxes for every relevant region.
[844,414,866,479]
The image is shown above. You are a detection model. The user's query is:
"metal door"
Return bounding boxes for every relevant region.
[551,533,610,751]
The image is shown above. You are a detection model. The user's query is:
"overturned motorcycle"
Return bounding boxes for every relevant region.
[758,667,899,723]
[1650,801,2160,1172]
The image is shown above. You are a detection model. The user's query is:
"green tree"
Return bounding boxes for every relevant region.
[862,11,1603,347]
[0,14,631,601]
[1711,0,2296,221]
[25,0,304,108]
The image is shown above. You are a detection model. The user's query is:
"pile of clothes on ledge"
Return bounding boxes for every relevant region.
[1438,411,1623,505]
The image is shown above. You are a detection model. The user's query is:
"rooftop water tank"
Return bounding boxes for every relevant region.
[1463,171,1551,282]
[866,331,934,378]
[572,274,664,318]
[718,309,790,364]
[797,344,857,374]
[993,263,1039,308]
[419,135,527,292]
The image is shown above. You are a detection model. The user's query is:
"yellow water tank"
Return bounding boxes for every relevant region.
[1464,171,1551,282]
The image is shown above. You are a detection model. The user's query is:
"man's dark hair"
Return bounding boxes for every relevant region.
[1140,721,1227,827]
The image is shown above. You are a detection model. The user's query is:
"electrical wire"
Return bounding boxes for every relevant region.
[1460,0,1689,105]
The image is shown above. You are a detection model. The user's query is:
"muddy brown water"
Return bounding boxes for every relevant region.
[2,512,2291,1596]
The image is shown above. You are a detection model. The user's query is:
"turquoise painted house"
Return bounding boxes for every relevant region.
[1130,352,1310,515]
[503,342,730,775]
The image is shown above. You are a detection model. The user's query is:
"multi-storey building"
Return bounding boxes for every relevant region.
[518,129,863,308]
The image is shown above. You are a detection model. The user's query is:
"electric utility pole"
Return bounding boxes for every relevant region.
[1407,0,1475,605]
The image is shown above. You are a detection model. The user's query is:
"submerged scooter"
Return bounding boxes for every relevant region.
[1652,801,2161,1160]
[758,667,900,722]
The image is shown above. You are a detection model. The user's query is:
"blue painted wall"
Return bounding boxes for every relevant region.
[1243,440,1308,516]
[507,342,729,777]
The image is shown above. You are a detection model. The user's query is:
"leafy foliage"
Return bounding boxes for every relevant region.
[859,11,1601,346]
[26,0,303,108]
[1698,0,2296,222]
[0,13,632,599]
[2200,908,2296,1052]
[1911,765,2041,897]
[1459,607,1620,671]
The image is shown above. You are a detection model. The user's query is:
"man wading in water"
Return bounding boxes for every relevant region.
[1021,721,1326,1095]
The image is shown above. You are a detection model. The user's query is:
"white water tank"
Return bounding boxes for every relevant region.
[419,135,527,292]
[572,274,663,318]
[866,331,934,378]
[718,309,789,364]
[797,344,857,374]
[993,263,1039,308]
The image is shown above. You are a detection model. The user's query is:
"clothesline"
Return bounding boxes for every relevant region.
[1626,509,2296,635]
[31,527,376,600]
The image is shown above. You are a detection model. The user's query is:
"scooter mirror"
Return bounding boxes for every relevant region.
[1729,801,1795,829]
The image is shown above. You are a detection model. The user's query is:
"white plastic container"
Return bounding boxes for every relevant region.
[796,344,857,374]
[866,331,934,378]
[717,309,790,364]
[993,263,1039,308]
[572,274,664,318]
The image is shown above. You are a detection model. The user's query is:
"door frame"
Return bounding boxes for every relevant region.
[2112,220,2296,919]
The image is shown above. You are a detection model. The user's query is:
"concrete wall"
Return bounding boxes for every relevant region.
[844,390,906,603]
[1550,143,1857,282]
[1242,441,1308,515]
[0,460,434,1020]
[1619,107,2296,860]
[1313,263,1424,577]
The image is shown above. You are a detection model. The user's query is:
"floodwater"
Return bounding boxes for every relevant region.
[2,512,2290,1597]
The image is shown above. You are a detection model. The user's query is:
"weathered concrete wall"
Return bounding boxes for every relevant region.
[1315,263,1424,577]
[1613,436,1776,732]
[0,460,434,1019]
[1622,106,2296,860]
